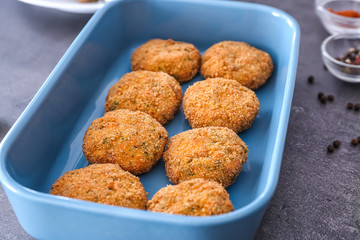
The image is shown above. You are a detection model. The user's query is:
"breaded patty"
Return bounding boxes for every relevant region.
[50,164,147,209]
[82,109,168,175]
[147,178,233,216]
[163,127,248,188]
[105,70,182,125]
[183,78,260,133]
[201,41,273,89]
[131,39,201,83]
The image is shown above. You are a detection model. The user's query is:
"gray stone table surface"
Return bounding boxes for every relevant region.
[0,0,359,239]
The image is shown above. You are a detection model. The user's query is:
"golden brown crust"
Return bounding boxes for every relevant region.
[82,109,168,175]
[201,41,273,89]
[50,164,148,209]
[105,71,182,125]
[147,178,233,216]
[163,127,248,188]
[131,39,201,83]
[183,78,260,133]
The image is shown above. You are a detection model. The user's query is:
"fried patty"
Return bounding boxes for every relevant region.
[105,70,182,125]
[131,39,201,83]
[50,163,148,209]
[82,109,168,175]
[201,41,273,89]
[147,178,233,216]
[163,127,248,188]
[183,78,260,133]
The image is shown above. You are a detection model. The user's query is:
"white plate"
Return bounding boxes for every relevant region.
[18,0,106,14]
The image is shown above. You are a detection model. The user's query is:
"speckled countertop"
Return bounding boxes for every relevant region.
[0,0,359,239]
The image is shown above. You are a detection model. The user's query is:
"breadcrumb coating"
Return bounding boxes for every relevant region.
[131,39,201,83]
[50,164,148,209]
[105,70,182,125]
[201,41,273,89]
[82,109,168,175]
[183,78,260,133]
[147,178,233,216]
[164,127,248,188]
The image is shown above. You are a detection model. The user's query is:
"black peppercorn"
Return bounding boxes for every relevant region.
[347,102,354,110]
[358,136,360,142]
[327,145,334,153]
[351,139,358,146]
[333,140,341,148]
[328,95,334,101]
[318,92,324,99]
[340,48,360,64]
[320,95,327,103]
[355,104,360,111]
[308,75,314,84]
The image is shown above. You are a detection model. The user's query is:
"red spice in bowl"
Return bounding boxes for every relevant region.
[328,8,360,18]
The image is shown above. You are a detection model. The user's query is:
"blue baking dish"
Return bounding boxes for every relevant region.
[0,0,299,239]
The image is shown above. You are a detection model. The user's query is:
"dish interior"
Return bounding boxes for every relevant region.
[3,0,297,212]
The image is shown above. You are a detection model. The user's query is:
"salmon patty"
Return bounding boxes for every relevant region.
[164,127,248,188]
[183,78,260,133]
[131,39,201,83]
[105,70,182,125]
[82,109,168,175]
[147,178,233,216]
[50,163,148,209]
[201,41,273,89]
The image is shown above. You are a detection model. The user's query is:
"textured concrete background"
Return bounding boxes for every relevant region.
[0,0,359,239]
